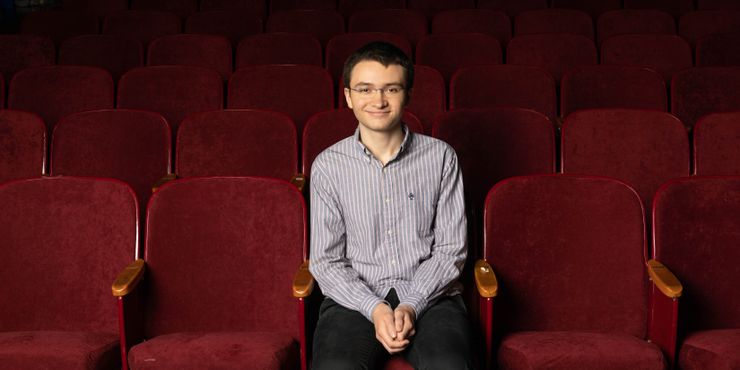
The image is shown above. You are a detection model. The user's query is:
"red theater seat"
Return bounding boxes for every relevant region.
[59,0,128,17]
[432,9,511,46]
[130,0,197,18]
[0,110,46,183]
[0,73,3,108]
[338,0,405,19]
[679,10,740,47]
[671,67,740,129]
[624,0,695,18]
[696,32,740,66]
[236,33,322,67]
[416,33,502,82]
[326,32,412,83]
[102,10,181,45]
[270,0,336,13]
[476,0,547,17]
[0,35,55,79]
[597,10,676,45]
[266,9,344,46]
[515,9,594,40]
[59,35,144,80]
[199,0,266,17]
[148,34,233,80]
[20,10,98,45]
[600,34,693,82]
[185,11,263,45]
[698,0,740,10]
[506,34,597,83]
[693,112,740,175]
[406,0,476,20]
[550,0,620,18]
[348,9,428,46]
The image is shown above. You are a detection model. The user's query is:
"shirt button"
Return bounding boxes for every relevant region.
[385,198,390,203]
[391,260,396,265]
[387,229,393,235]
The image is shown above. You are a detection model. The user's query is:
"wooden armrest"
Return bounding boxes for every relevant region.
[474,259,498,298]
[152,173,177,193]
[290,173,306,193]
[292,260,314,298]
[112,259,146,297]
[647,259,683,299]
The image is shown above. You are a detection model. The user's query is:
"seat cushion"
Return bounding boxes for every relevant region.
[0,331,119,370]
[679,329,740,370]
[498,331,666,370]
[128,332,299,370]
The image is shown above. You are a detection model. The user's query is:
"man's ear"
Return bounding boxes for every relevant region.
[344,87,353,109]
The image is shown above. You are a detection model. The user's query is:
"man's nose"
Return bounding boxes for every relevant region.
[370,89,389,106]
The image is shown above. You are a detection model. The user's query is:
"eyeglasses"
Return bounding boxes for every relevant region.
[348,86,405,98]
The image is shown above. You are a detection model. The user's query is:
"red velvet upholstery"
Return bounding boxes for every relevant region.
[185,11,263,45]
[696,32,740,66]
[432,9,512,46]
[0,35,55,79]
[671,67,740,129]
[679,10,740,47]
[228,64,333,136]
[200,0,267,17]
[50,109,171,219]
[597,10,676,45]
[0,110,46,183]
[550,0,620,18]
[693,112,740,175]
[269,0,337,13]
[624,0,695,18]
[484,175,664,369]
[348,9,428,46]
[0,73,3,108]
[102,10,182,45]
[20,10,99,46]
[176,109,298,180]
[8,66,114,133]
[561,66,667,117]
[653,177,740,369]
[561,109,689,214]
[59,35,144,81]
[147,34,233,80]
[266,10,345,46]
[515,9,594,40]
[476,0,547,17]
[601,34,692,83]
[506,34,597,83]
[416,33,502,83]
[117,65,223,134]
[325,32,412,82]
[130,0,197,18]
[59,0,128,17]
[406,0,476,20]
[236,33,322,68]
[698,0,740,10]
[0,176,138,370]
[450,65,557,121]
[338,0,405,19]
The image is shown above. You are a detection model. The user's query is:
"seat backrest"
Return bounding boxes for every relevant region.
[269,0,336,13]
[698,0,740,10]
[515,9,594,40]
[59,35,144,81]
[0,73,4,108]
[693,112,740,175]
[325,32,412,83]
[143,177,305,337]
[20,10,99,46]
[653,176,740,331]
[8,66,115,133]
[265,9,345,46]
[600,34,692,82]
[0,110,46,183]
[696,32,740,66]
[236,33,322,68]
[0,35,55,80]
[506,34,597,83]
[450,65,556,121]
[597,9,676,45]
[671,67,740,129]
[199,0,267,18]
[185,10,263,45]
[405,0,476,20]
[148,34,233,80]
[561,109,689,213]
[416,33,502,82]
[550,0,620,18]
[59,0,128,17]
[561,66,667,117]
[338,0,405,19]
[130,0,198,18]
[118,65,223,134]
[477,0,547,17]
[348,9,428,46]
[431,9,512,46]
[624,0,695,18]
[176,109,298,180]
[102,10,182,45]
[679,10,740,47]
[0,177,137,332]
[484,174,648,335]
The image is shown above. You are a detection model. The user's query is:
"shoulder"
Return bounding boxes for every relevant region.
[409,132,458,161]
[312,136,357,175]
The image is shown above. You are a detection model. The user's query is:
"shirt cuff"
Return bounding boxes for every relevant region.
[361,295,387,323]
[399,291,428,319]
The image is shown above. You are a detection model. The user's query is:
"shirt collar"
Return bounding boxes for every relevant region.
[353,124,412,163]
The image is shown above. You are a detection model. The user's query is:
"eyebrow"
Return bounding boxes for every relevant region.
[352,82,404,88]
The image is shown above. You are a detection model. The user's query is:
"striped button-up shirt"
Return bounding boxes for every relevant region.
[309,125,467,322]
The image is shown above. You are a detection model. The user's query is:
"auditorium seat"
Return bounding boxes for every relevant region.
[596,10,676,45]
[561,66,667,118]
[600,34,693,82]
[450,65,557,121]
[348,9,428,46]
[406,0,476,20]
[696,32,740,66]
[130,0,197,18]
[59,0,128,17]
[679,10,740,47]
[114,176,308,370]
[624,0,695,18]
[269,0,336,13]
[185,11,263,45]
[476,0,547,17]
[228,65,333,136]
[20,10,99,46]
[236,33,323,68]
[0,176,137,370]
[266,9,344,46]
[102,10,181,46]
[0,35,55,79]
[59,35,144,80]
[693,112,740,175]
[653,176,740,369]
[698,0,740,10]
[199,0,266,17]
[0,73,3,108]
[416,33,502,83]
[514,9,594,40]
[561,109,689,214]
[338,0,405,19]
[147,34,233,80]
[326,32,412,82]
[481,174,673,369]
[432,9,512,46]
[506,34,597,83]
[8,66,114,133]
[550,0,620,18]
[0,110,46,183]
[671,67,740,129]
[117,66,223,134]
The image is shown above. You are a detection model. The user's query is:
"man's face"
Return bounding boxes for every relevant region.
[344,60,408,133]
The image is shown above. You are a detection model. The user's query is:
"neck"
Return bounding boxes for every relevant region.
[359,123,405,165]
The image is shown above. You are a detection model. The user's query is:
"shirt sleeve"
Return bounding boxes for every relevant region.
[400,147,468,318]
[308,160,386,322]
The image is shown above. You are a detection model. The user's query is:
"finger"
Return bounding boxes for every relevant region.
[385,318,397,340]
[394,310,404,333]
[399,314,414,339]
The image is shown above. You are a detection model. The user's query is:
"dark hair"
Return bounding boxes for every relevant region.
[342,41,414,92]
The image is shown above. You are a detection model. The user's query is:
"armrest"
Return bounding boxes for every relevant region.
[152,173,177,193]
[290,173,306,193]
[112,259,146,297]
[474,259,498,298]
[293,260,314,298]
[647,259,683,299]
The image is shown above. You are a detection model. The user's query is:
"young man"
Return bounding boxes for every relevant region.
[309,42,472,370]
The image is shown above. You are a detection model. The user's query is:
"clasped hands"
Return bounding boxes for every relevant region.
[371,302,416,354]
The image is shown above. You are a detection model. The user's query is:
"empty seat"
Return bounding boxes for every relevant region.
[325,32,412,82]
[432,9,512,46]
[117,66,223,133]
[561,66,667,117]
[8,66,114,132]
[506,34,597,82]
[236,33,323,68]
[476,0,547,17]
[515,9,594,40]
[199,0,267,17]
[624,0,695,18]
[59,35,144,80]
[698,0,740,10]
[148,34,233,80]
[348,9,428,46]
[693,112,740,175]
[266,9,344,46]
[696,32,740,66]
[0,110,46,183]
[450,65,557,121]
[679,10,740,47]
[561,109,689,213]
[338,0,405,18]
[597,9,676,45]
[102,10,181,45]
[20,10,98,45]
[130,0,197,18]
[228,65,333,135]
[601,34,693,82]
[185,11,262,45]
[406,0,476,20]
[0,73,3,108]
[550,0,620,18]
[269,0,337,13]
[59,0,128,17]
[0,35,55,79]
[416,33,502,82]
[0,176,137,370]
[671,67,740,128]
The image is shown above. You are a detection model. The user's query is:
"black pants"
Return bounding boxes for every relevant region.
[311,289,474,370]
